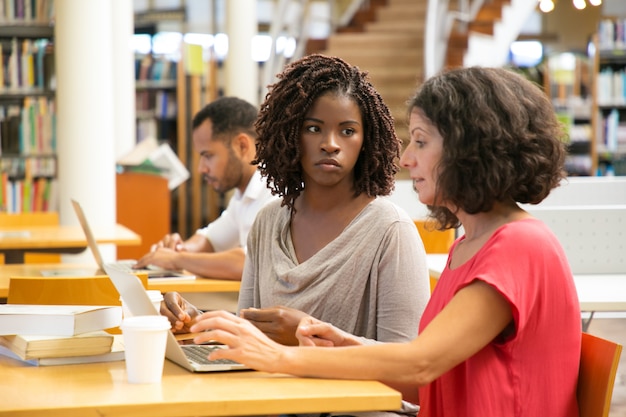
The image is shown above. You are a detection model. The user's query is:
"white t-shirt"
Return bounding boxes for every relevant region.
[195,170,277,252]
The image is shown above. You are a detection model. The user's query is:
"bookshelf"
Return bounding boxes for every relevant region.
[592,19,626,176]
[0,13,58,212]
[134,53,178,144]
[173,44,220,237]
[131,36,220,237]
[544,52,594,176]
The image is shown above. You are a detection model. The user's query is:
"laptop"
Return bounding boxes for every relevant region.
[104,264,248,372]
[69,199,195,280]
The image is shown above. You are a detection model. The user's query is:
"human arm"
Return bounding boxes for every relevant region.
[296,316,364,347]
[134,247,245,280]
[160,291,202,334]
[191,280,512,386]
[147,232,213,253]
[239,306,312,346]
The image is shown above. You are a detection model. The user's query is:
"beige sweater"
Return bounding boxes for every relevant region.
[238,198,430,344]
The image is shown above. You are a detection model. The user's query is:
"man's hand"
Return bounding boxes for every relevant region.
[160,292,202,334]
[133,247,180,270]
[151,233,187,252]
[239,306,310,346]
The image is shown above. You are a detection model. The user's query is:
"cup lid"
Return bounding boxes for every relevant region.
[121,315,170,330]
[146,290,164,302]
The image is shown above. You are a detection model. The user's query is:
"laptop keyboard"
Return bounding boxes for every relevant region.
[105,261,153,274]
[182,344,241,365]
[104,261,192,280]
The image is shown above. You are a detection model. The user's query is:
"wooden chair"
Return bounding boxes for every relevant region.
[414,219,455,292]
[0,212,61,264]
[7,273,149,333]
[414,219,455,254]
[7,273,149,305]
[578,332,623,417]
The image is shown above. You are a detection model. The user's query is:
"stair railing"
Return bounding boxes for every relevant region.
[425,0,485,78]
[261,0,368,98]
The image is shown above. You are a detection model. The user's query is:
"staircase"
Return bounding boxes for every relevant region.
[448,0,537,69]
[309,0,520,150]
[318,0,426,146]
[446,0,510,67]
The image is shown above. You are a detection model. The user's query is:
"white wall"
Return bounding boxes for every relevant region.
[386,180,430,220]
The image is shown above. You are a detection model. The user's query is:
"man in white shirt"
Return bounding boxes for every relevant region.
[134,97,276,281]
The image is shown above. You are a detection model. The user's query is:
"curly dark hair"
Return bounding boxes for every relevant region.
[253,54,401,211]
[408,66,567,229]
[192,96,258,145]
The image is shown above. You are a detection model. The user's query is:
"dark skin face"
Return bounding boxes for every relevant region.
[240,93,370,346]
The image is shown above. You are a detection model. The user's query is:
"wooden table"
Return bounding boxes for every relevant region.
[0,224,141,264]
[0,263,241,299]
[0,355,401,417]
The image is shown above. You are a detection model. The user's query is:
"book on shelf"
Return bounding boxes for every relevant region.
[0,304,122,337]
[0,330,114,360]
[0,334,125,366]
[598,19,626,50]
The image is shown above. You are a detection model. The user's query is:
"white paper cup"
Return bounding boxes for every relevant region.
[121,290,163,317]
[120,315,170,384]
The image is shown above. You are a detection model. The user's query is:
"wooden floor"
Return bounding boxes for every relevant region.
[586,317,626,417]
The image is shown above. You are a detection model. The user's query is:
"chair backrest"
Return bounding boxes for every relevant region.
[414,220,455,254]
[7,274,149,334]
[414,220,455,293]
[578,332,623,417]
[7,274,149,306]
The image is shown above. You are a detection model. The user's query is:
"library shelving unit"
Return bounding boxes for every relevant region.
[172,43,220,237]
[591,20,626,176]
[134,53,178,145]
[0,21,58,213]
[131,40,220,237]
[543,52,594,176]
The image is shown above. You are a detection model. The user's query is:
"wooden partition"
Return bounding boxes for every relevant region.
[116,172,170,260]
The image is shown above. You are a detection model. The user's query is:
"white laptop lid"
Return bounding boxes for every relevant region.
[71,199,106,270]
[104,265,247,372]
[71,199,195,280]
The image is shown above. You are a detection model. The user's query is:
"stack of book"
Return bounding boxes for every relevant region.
[0,304,124,366]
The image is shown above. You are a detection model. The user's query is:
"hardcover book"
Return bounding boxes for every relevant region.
[0,330,114,360]
[0,305,122,336]
[0,334,125,366]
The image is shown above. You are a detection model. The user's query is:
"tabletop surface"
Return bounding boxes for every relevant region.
[0,263,241,298]
[0,354,401,417]
[0,224,141,250]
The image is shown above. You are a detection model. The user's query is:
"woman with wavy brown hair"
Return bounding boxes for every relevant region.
[190,67,581,417]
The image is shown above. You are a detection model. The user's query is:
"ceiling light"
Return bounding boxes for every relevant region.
[539,0,555,13]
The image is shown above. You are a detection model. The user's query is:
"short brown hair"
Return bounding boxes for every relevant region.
[408,67,567,229]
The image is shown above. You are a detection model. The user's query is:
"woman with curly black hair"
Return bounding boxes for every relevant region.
[236,54,430,359]
[252,54,402,210]
[162,54,430,375]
